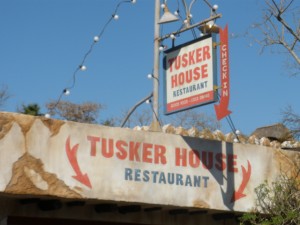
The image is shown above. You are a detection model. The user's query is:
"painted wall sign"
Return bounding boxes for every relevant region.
[163,35,218,115]
[0,112,299,213]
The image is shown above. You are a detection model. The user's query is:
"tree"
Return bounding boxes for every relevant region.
[118,106,220,131]
[46,101,103,124]
[282,105,300,140]
[247,0,300,140]
[0,85,10,109]
[251,0,300,76]
[101,118,117,127]
[240,159,300,225]
[118,108,152,128]
[240,175,300,225]
[18,103,42,116]
[166,109,221,131]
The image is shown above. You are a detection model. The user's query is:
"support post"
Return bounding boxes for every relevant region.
[150,0,162,132]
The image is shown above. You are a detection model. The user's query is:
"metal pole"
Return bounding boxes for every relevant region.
[120,92,153,127]
[151,0,162,131]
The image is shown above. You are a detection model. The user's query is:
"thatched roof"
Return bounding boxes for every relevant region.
[251,123,293,142]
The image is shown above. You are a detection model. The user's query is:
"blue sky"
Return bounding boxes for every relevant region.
[0,0,299,136]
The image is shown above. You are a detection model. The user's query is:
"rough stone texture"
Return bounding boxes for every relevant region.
[260,137,271,146]
[270,140,281,149]
[0,112,65,139]
[134,124,300,150]
[5,153,82,199]
[274,149,300,179]
[199,129,215,140]
[175,126,189,136]
[0,113,14,139]
[213,130,225,141]
[0,112,79,199]
[41,117,65,137]
[162,124,176,134]
[188,127,199,137]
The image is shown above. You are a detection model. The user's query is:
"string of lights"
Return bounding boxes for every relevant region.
[45,0,137,118]
[44,0,234,136]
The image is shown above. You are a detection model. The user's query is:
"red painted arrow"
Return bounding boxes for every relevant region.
[66,136,92,189]
[231,160,251,202]
[214,25,232,120]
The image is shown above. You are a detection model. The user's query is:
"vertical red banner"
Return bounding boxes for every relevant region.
[214,25,232,120]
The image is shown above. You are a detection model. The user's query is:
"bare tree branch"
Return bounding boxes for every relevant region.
[0,85,11,109]
[250,0,300,75]
[282,105,300,140]
[46,101,104,124]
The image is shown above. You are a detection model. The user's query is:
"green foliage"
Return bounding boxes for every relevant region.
[19,103,41,116]
[101,118,116,127]
[240,173,300,225]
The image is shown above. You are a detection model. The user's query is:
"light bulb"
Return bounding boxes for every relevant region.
[146,99,151,104]
[235,130,241,135]
[213,4,218,10]
[147,74,153,79]
[159,45,165,51]
[174,10,179,16]
[80,65,87,71]
[44,113,51,119]
[207,20,214,28]
[63,89,70,96]
[234,138,239,143]
[189,14,193,18]
[131,0,136,3]
[161,3,165,9]
[94,36,99,42]
[113,14,119,20]
[170,34,175,39]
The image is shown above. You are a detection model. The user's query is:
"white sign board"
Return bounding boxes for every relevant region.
[163,35,218,114]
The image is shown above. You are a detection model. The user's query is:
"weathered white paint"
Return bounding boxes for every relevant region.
[0,112,299,213]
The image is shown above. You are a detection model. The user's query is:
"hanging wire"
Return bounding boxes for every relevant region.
[147,99,163,128]
[216,93,240,142]
[189,1,199,40]
[189,18,198,39]
[202,0,214,12]
[177,0,198,39]
[47,0,136,117]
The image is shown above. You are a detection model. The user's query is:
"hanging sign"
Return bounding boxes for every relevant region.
[214,25,232,120]
[163,35,218,115]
